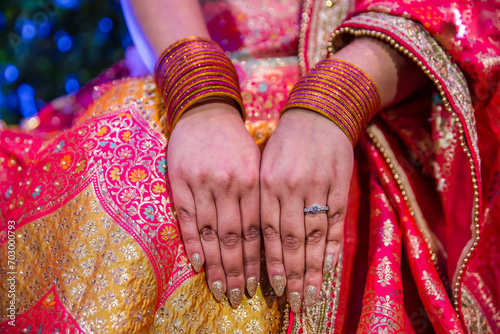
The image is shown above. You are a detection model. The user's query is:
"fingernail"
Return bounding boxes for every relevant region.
[229,288,242,308]
[304,285,317,307]
[289,292,302,313]
[246,277,258,297]
[211,281,224,302]
[323,254,334,273]
[272,276,285,297]
[191,253,202,272]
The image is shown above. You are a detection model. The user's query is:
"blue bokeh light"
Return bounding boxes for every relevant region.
[17,84,38,118]
[0,12,6,31]
[37,23,51,38]
[55,31,73,52]
[65,74,80,94]
[4,65,19,82]
[6,92,19,110]
[55,0,81,9]
[21,20,37,40]
[98,17,113,33]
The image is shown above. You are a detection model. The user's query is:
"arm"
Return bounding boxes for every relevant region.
[260,37,427,311]
[120,0,262,307]
[121,0,209,72]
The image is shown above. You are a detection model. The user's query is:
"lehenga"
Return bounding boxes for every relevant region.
[0,0,499,333]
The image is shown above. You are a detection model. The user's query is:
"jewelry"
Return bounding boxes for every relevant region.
[304,204,329,214]
[282,58,380,146]
[154,36,245,134]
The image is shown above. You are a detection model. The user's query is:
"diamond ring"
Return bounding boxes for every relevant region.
[303,204,329,214]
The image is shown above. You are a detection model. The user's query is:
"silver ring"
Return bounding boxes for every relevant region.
[303,204,329,214]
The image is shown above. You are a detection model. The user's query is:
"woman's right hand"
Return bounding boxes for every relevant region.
[167,100,262,308]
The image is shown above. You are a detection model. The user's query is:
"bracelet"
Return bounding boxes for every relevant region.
[282,58,380,146]
[154,36,245,133]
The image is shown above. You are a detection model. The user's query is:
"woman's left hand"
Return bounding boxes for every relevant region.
[260,108,353,312]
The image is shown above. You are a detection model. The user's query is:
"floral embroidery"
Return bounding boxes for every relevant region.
[160,225,178,242]
[54,140,65,153]
[109,167,121,181]
[143,205,155,221]
[422,271,444,301]
[31,185,42,198]
[60,154,72,170]
[152,182,166,194]
[120,130,131,142]
[376,256,398,287]
[381,219,395,246]
[42,162,51,172]
[407,232,422,259]
[96,126,109,137]
[74,159,87,174]
[156,157,167,175]
[129,167,147,183]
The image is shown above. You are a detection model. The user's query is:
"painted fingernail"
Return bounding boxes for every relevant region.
[289,292,302,313]
[211,281,224,302]
[229,288,242,308]
[246,277,258,297]
[272,276,285,297]
[304,285,318,307]
[323,254,334,273]
[191,253,202,272]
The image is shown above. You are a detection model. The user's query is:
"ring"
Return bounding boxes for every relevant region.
[304,204,329,214]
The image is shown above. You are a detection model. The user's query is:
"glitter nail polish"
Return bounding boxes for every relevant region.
[211,281,224,302]
[289,292,301,313]
[323,254,334,273]
[191,253,202,272]
[272,276,285,297]
[304,285,317,307]
[246,277,258,297]
[229,288,242,308]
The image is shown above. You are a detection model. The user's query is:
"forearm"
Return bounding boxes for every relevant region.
[332,37,428,109]
[121,0,209,72]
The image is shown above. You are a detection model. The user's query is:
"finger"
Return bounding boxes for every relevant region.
[215,195,245,308]
[324,188,347,275]
[303,198,329,308]
[261,187,286,298]
[280,196,306,314]
[239,188,261,298]
[171,179,204,273]
[193,190,226,302]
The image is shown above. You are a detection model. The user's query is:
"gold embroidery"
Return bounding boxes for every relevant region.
[461,286,495,334]
[407,232,423,259]
[382,219,396,246]
[152,273,285,333]
[357,291,404,333]
[375,256,398,287]
[422,271,444,302]
[0,184,157,332]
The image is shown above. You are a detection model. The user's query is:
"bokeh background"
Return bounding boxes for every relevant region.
[0,0,131,124]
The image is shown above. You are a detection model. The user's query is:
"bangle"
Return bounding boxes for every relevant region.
[154,36,245,133]
[282,58,380,146]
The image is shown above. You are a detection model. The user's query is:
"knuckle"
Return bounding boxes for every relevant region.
[306,263,322,275]
[305,229,325,245]
[199,225,218,242]
[285,270,303,281]
[177,208,194,223]
[215,171,234,190]
[205,262,220,271]
[284,174,301,191]
[243,255,261,268]
[262,224,280,241]
[328,208,346,226]
[243,225,261,242]
[326,239,342,248]
[225,268,242,278]
[261,172,276,189]
[267,257,283,267]
[219,232,241,248]
[283,235,302,251]
[240,169,259,188]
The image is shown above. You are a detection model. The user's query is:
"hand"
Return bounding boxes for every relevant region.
[260,109,353,312]
[167,101,261,308]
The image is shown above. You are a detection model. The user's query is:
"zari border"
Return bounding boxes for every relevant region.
[461,285,496,333]
[299,0,352,74]
[327,11,482,318]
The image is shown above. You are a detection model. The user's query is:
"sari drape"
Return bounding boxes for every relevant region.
[0,0,498,333]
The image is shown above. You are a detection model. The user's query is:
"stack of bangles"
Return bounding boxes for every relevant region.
[154,36,245,133]
[282,58,381,146]
[154,37,380,146]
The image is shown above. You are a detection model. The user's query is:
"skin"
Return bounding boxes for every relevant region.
[121,0,427,307]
